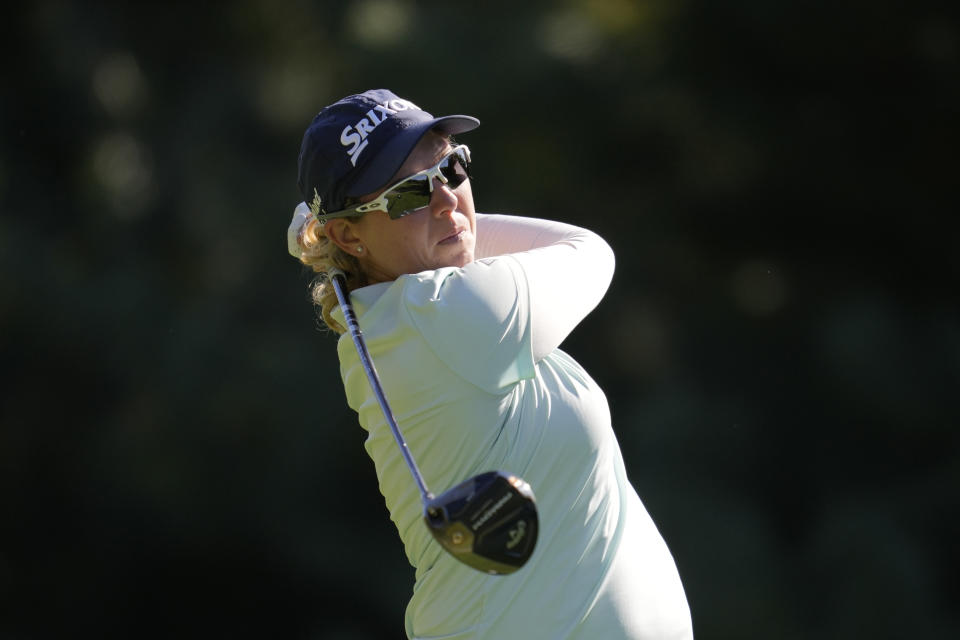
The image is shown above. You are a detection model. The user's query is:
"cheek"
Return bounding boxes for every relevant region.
[458,182,474,206]
[456,185,476,220]
[378,216,429,256]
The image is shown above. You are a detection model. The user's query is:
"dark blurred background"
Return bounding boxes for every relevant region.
[2,1,958,638]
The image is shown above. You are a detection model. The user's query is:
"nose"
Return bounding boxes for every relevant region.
[428,176,459,217]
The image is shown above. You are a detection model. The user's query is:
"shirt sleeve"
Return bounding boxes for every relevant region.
[401,216,615,391]
[475,213,616,360]
[401,257,536,394]
[474,212,581,258]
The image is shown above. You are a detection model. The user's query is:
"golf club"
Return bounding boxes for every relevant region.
[328,268,538,575]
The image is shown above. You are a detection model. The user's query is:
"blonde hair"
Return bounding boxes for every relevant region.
[296,216,367,334]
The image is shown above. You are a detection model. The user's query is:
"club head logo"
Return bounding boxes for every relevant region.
[506,520,527,549]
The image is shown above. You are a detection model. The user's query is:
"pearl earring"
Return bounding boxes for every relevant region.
[356,246,363,254]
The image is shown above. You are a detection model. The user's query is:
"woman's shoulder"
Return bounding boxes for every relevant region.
[340,258,530,343]
[397,258,535,391]
[399,257,528,313]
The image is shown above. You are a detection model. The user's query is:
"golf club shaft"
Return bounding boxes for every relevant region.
[328,269,433,502]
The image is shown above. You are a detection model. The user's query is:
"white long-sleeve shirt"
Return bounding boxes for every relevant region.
[331,214,692,639]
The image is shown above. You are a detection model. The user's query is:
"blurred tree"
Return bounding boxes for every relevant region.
[2,0,957,638]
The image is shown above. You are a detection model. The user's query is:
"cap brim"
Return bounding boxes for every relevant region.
[347,115,479,198]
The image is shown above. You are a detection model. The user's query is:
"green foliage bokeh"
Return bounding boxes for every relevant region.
[2,1,957,638]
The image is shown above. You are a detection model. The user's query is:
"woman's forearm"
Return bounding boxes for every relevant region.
[475,213,601,258]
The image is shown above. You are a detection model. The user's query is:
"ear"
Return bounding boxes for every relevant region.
[324,219,364,256]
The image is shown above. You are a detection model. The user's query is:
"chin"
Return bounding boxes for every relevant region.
[453,249,476,268]
[435,251,473,270]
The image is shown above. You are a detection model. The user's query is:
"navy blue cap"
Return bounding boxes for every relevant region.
[297,89,480,218]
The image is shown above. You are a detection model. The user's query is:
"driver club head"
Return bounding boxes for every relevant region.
[424,471,538,575]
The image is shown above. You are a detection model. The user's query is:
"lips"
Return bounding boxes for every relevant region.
[438,229,466,245]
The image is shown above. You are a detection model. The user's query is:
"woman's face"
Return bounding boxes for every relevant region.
[330,132,476,284]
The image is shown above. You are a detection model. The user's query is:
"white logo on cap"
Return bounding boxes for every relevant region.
[340,98,420,166]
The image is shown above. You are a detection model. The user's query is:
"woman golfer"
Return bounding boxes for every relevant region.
[288,89,693,639]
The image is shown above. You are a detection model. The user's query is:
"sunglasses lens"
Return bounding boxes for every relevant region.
[385,176,432,218]
[384,147,472,218]
[441,149,470,188]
